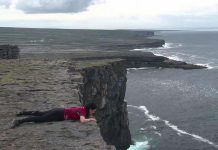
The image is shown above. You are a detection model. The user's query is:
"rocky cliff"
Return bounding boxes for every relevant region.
[77,60,131,150]
[73,52,206,150]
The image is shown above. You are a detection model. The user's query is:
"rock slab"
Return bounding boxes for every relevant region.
[0,45,20,59]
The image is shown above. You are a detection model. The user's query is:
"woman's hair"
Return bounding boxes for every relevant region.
[85,103,96,117]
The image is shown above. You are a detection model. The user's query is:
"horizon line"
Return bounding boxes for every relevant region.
[0,26,218,31]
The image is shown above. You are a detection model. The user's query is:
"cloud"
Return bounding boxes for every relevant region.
[1,0,218,29]
[90,0,218,17]
[0,0,12,8]
[0,0,95,13]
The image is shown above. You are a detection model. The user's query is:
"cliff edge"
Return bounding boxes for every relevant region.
[77,59,131,150]
[69,54,206,149]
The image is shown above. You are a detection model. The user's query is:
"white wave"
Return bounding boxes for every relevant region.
[138,106,160,121]
[131,48,146,52]
[131,43,182,52]
[151,126,157,130]
[128,105,218,148]
[151,52,164,57]
[130,44,218,69]
[128,105,160,121]
[132,49,184,62]
[154,131,162,136]
[140,126,157,131]
[164,120,218,148]
[127,67,151,71]
[154,53,184,61]
[30,39,45,43]
[128,141,150,150]
[136,51,216,69]
[163,43,173,49]
[196,63,214,69]
[162,43,183,49]
[167,55,183,61]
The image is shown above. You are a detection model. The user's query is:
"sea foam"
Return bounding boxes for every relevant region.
[128,105,218,148]
[128,141,150,150]
[196,63,214,69]
[131,46,217,69]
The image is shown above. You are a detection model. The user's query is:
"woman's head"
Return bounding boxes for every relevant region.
[85,103,96,117]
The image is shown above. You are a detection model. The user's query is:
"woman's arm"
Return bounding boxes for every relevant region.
[80,116,96,123]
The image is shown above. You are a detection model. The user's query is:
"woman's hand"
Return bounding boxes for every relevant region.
[89,118,96,122]
[80,116,96,123]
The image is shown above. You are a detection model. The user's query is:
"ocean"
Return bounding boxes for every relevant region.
[1,28,218,150]
[127,31,218,150]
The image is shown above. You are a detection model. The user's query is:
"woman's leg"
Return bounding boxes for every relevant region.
[16,110,46,116]
[12,108,64,128]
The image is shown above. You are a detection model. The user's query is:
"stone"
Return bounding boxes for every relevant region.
[0,45,20,59]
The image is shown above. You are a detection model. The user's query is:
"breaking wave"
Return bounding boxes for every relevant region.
[130,42,217,69]
[128,105,218,149]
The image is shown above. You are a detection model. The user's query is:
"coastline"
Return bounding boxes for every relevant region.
[0,54,205,150]
[0,29,206,150]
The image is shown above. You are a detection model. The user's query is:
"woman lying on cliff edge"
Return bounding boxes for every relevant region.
[10,103,97,128]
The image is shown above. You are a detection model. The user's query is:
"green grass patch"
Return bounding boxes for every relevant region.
[0,71,14,84]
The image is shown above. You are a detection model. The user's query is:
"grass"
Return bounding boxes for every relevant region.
[0,71,14,84]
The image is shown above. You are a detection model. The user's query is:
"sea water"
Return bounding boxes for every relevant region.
[127,31,218,150]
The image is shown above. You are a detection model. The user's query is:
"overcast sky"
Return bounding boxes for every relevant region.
[0,0,218,29]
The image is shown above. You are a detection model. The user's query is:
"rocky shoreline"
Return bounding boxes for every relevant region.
[0,36,206,150]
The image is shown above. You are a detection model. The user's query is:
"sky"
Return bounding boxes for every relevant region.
[0,0,218,30]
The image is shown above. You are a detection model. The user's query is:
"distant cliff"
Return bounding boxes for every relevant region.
[73,52,206,70]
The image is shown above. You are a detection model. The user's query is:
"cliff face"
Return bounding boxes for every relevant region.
[78,60,131,150]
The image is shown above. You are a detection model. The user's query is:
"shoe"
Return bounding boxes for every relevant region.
[10,119,20,129]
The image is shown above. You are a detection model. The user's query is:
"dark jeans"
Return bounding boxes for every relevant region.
[18,108,64,124]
